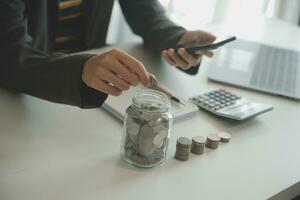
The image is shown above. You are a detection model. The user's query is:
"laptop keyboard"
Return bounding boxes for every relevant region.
[250,46,298,95]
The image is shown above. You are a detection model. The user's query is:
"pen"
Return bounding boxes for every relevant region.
[148,75,185,105]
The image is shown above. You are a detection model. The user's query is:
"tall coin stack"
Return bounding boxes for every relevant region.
[205,134,221,149]
[175,137,191,161]
[191,136,206,155]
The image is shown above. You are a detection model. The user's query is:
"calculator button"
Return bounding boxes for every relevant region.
[234,95,241,100]
[218,104,225,108]
[225,102,234,106]
[220,100,226,104]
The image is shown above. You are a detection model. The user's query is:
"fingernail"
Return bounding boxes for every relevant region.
[179,48,185,55]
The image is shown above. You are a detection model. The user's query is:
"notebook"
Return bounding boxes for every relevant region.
[102,84,199,122]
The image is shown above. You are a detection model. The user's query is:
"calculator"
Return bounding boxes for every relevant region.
[189,89,273,120]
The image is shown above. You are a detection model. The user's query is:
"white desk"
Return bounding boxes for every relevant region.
[0,17,300,200]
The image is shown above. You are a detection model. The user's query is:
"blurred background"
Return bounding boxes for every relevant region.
[107,0,300,44]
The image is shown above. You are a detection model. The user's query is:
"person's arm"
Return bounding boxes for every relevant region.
[0,0,107,108]
[119,0,217,75]
[118,0,186,52]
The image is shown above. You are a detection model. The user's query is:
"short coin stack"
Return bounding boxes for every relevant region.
[191,136,206,155]
[219,131,231,143]
[175,137,191,161]
[205,134,221,149]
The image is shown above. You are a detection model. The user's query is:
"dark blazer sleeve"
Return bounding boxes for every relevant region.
[119,0,200,75]
[118,0,186,52]
[0,0,107,108]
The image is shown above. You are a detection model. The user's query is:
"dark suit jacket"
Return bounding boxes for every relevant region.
[0,0,187,108]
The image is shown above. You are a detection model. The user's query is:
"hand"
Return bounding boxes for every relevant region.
[161,30,216,70]
[82,49,151,96]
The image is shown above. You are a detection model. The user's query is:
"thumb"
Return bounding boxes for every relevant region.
[196,31,217,43]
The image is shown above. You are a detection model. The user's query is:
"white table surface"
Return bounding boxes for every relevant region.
[0,17,300,200]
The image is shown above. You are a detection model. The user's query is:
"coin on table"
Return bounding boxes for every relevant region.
[218,131,231,143]
[192,136,206,144]
[207,134,221,142]
[177,137,192,147]
[205,133,220,149]
[191,136,205,154]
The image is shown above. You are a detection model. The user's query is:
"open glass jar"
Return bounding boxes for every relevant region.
[121,90,173,168]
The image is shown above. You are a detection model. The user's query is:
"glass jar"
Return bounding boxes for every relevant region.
[121,89,173,168]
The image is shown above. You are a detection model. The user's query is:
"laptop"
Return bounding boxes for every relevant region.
[102,84,198,122]
[208,39,300,100]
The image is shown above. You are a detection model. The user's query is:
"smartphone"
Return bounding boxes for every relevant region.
[177,36,236,54]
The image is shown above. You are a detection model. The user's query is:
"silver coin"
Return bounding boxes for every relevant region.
[153,134,164,148]
[138,125,155,156]
[158,129,168,139]
[141,111,154,121]
[148,117,162,129]
[207,134,221,142]
[218,131,231,143]
[153,123,168,133]
[126,106,140,118]
[127,122,140,137]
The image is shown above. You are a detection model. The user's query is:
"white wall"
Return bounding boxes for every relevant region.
[106,0,300,45]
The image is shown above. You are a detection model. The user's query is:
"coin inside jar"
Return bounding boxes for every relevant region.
[121,90,173,168]
[127,121,140,137]
[153,133,164,148]
[141,111,153,121]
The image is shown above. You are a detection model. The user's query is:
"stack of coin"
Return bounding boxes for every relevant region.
[205,134,221,149]
[219,131,231,143]
[191,136,206,155]
[175,137,191,161]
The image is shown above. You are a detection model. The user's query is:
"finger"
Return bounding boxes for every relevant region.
[196,31,217,43]
[167,48,189,69]
[114,50,150,86]
[177,48,200,66]
[177,31,216,46]
[195,50,214,57]
[161,50,176,65]
[93,79,122,96]
[101,69,131,91]
[107,59,138,86]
